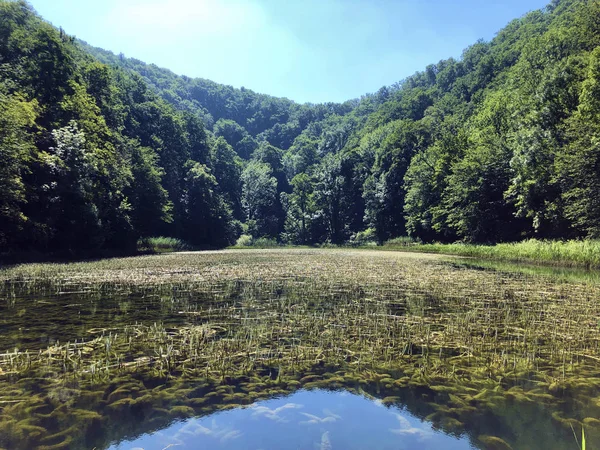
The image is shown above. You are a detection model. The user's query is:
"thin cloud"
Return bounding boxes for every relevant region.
[107,0,266,37]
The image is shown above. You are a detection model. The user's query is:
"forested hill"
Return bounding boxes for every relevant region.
[80,41,357,153]
[1,0,600,256]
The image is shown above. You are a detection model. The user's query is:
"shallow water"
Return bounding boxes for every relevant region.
[109,389,475,450]
[1,250,599,449]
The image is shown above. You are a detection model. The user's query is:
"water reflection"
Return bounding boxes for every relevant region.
[109,390,475,450]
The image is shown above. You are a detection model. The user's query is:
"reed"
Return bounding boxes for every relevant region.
[382,239,600,269]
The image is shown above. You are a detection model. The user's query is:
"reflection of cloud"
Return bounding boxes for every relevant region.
[300,410,341,425]
[174,418,243,443]
[389,414,433,440]
[220,429,243,444]
[320,431,332,450]
[323,410,341,420]
[251,402,304,423]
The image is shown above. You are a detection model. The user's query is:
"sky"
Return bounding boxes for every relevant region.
[27,0,550,104]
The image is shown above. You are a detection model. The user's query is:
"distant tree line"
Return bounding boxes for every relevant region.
[1,0,600,256]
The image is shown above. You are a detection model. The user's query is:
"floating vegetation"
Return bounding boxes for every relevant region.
[1,249,600,448]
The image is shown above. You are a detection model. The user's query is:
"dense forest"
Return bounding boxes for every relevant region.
[1,0,600,255]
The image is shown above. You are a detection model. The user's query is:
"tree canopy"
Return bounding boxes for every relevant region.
[1,0,599,255]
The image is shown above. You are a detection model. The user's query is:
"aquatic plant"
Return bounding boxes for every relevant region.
[1,249,600,448]
[385,239,600,269]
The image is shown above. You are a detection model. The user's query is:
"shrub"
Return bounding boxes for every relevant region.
[137,237,190,253]
[383,236,418,247]
[348,228,377,247]
[235,234,253,247]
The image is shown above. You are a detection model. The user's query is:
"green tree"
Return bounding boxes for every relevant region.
[284,173,315,244]
[0,88,37,249]
[241,161,279,238]
[558,47,600,237]
[314,154,346,244]
[182,161,235,248]
[210,137,243,219]
[127,141,172,238]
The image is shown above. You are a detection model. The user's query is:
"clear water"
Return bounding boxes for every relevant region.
[1,252,599,449]
[109,390,475,450]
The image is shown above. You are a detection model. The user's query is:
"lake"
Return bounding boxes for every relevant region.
[0,249,598,449]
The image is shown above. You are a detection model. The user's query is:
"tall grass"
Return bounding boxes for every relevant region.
[384,239,600,269]
[232,235,283,249]
[137,236,190,253]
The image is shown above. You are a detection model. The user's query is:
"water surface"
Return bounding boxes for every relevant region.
[1,250,599,449]
[110,390,475,450]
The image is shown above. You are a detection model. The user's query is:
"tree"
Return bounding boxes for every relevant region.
[241,161,279,239]
[182,161,235,248]
[210,137,243,219]
[284,173,315,244]
[441,93,524,243]
[46,121,105,252]
[0,88,37,250]
[558,48,600,237]
[404,132,465,242]
[127,141,172,238]
[314,154,346,244]
[363,120,430,243]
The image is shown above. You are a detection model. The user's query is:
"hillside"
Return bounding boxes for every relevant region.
[1,0,599,255]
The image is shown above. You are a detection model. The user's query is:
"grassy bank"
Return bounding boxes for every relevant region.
[383,239,600,269]
[226,237,600,270]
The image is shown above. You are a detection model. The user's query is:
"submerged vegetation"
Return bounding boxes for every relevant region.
[1,250,600,448]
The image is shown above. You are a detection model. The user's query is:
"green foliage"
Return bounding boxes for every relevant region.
[210,137,243,219]
[234,234,253,247]
[558,47,600,238]
[241,161,280,239]
[181,161,236,248]
[137,236,190,253]
[404,239,600,269]
[127,141,173,238]
[383,236,418,247]
[0,85,37,247]
[348,228,377,247]
[248,237,280,248]
[284,173,315,244]
[4,0,600,254]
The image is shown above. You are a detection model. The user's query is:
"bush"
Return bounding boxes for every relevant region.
[235,234,253,247]
[383,236,418,247]
[137,237,190,253]
[251,238,280,248]
[348,228,377,247]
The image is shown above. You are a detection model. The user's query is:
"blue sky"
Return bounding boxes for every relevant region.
[28,0,549,103]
